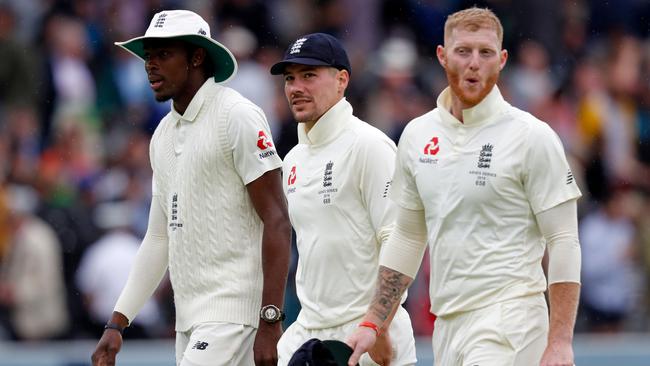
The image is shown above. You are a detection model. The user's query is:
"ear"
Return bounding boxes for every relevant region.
[192,48,207,67]
[337,69,350,93]
[436,45,447,69]
[499,49,508,71]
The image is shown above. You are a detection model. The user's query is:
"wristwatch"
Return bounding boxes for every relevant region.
[260,304,285,324]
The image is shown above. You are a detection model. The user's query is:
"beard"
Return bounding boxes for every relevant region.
[447,69,499,108]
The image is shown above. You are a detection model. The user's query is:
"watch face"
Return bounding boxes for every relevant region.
[263,307,278,320]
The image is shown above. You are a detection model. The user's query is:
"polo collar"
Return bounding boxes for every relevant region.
[436,85,507,127]
[297,98,352,145]
[170,79,213,123]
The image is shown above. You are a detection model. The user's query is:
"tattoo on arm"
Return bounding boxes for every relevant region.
[369,266,412,322]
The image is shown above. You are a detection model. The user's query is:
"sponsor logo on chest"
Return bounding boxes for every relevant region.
[419,136,440,165]
[287,165,297,194]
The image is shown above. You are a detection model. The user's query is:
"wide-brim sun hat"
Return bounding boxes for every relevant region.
[114,9,237,83]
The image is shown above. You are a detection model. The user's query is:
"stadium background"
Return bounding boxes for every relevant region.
[0,0,648,364]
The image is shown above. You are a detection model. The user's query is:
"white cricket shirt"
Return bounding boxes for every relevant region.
[389,86,581,317]
[283,98,397,329]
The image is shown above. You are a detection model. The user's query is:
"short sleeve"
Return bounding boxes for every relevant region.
[524,122,581,214]
[391,126,424,210]
[357,132,397,236]
[227,102,282,184]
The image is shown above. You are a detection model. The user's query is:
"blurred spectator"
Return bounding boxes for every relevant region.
[0,3,39,110]
[577,36,644,195]
[3,106,42,185]
[360,35,434,142]
[215,0,274,47]
[0,185,69,340]
[220,25,280,137]
[76,201,164,339]
[580,184,643,333]
[505,40,555,111]
[39,13,96,147]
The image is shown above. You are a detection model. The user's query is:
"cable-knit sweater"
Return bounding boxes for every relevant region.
[149,79,281,330]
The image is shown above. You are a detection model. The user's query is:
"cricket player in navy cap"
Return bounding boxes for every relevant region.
[271,33,417,366]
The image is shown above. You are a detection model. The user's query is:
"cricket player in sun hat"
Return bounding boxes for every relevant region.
[270,32,417,365]
[91,9,291,366]
[347,7,582,366]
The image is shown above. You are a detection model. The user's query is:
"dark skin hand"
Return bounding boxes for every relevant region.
[247,168,292,366]
[91,311,129,366]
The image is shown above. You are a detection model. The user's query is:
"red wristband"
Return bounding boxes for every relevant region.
[358,321,380,336]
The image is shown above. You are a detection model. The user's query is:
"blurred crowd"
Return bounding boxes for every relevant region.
[0,0,648,341]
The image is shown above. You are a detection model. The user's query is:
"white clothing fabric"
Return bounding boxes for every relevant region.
[76,230,161,326]
[379,206,427,279]
[535,199,581,284]
[277,306,416,366]
[114,79,281,332]
[113,195,168,325]
[432,294,548,366]
[282,98,399,329]
[387,86,582,317]
[175,321,256,366]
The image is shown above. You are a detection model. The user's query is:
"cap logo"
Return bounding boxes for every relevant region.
[289,37,307,54]
[198,28,206,35]
[154,13,167,28]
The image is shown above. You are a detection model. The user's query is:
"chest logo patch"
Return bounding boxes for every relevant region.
[478,143,493,169]
[423,136,440,155]
[288,166,297,186]
[323,161,333,187]
[169,193,183,230]
[319,161,337,204]
[470,143,496,187]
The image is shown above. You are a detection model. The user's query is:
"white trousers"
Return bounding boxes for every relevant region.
[432,294,549,366]
[175,321,256,366]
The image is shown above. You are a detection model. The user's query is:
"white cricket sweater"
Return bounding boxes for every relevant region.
[149,79,281,331]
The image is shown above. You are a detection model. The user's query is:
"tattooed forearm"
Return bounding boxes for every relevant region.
[369,266,413,322]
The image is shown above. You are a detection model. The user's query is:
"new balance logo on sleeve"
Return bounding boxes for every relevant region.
[192,341,209,350]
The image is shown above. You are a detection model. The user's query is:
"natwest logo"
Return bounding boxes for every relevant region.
[288,166,297,185]
[257,130,273,150]
[423,137,440,155]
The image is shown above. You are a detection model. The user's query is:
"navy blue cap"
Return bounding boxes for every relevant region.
[270,33,351,75]
[287,338,358,366]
